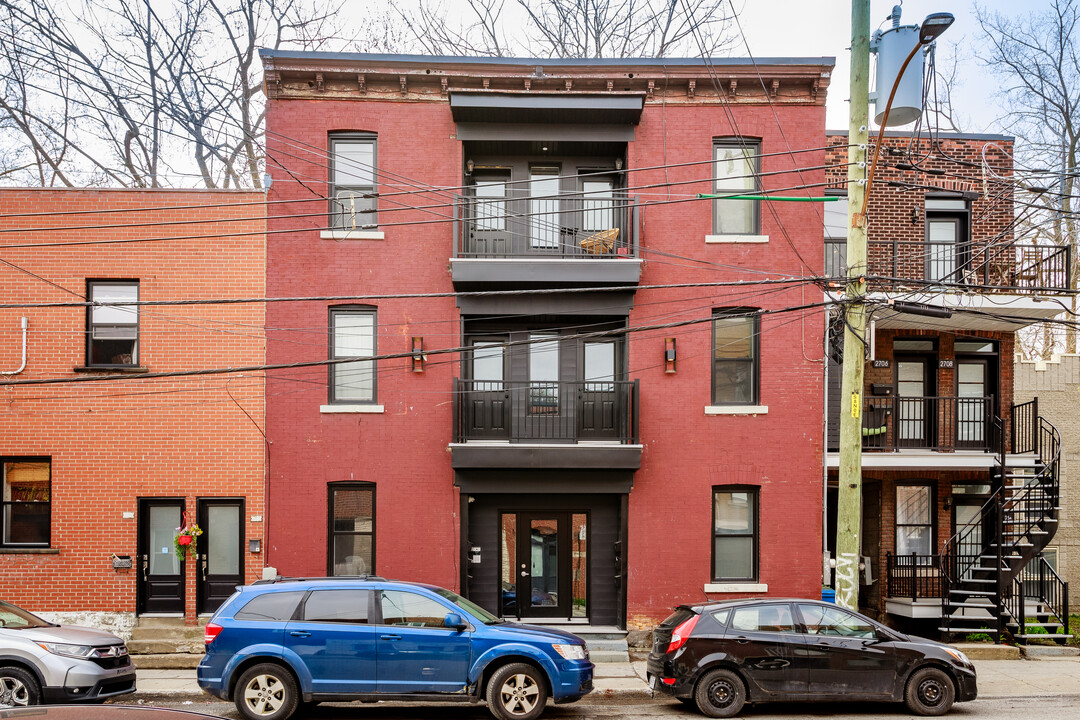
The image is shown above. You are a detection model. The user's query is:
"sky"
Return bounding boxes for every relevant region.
[735,0,1032,133]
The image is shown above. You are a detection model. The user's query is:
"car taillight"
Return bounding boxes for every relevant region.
[204,623,223,645]
[666,614,699,654]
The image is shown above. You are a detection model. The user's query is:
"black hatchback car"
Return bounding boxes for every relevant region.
[647,598,976,717]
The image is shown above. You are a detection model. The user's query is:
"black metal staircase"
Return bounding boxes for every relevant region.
[939,400,1070,644]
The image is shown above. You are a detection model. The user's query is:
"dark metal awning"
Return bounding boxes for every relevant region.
[449,93,645,125]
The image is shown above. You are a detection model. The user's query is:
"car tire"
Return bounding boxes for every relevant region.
[234,663,299,720]
[694,668,746,718]
[905,666,955,716]
[486,662,548,720]
[0,667,40,708]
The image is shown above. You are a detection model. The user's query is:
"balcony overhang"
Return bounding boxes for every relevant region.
[866,291,1063,332]
[450,92,644,125]
[825,451,1040,471]
[450,257,643,290]
[450,442,642,470]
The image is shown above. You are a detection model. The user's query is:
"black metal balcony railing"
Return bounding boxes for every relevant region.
[860,395,994,452]
[453,379,639,443]
[453,191,640,258]
[886,552,980,601]
[825,239,1071,293]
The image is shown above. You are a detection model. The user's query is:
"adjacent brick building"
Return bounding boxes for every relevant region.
[260,51,834,630]
[0,189,266,635]
[823,133,1072,642]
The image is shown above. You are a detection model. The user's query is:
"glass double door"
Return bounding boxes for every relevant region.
[500,512,588,619]
[137,497,243,615]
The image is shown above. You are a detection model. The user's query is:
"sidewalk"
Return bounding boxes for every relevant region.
[132,657,1080,703]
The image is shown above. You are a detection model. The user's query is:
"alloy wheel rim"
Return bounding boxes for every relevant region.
[243,674,285,716]
[709,679,736,708]
[499,673,539,716]
[918,678,944,706]
[0,677,29,707]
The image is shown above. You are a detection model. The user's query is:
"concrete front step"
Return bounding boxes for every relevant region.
[128,639,206,655]
[131,626,206,642]
[531,623,630,663]
[132,653,204,669]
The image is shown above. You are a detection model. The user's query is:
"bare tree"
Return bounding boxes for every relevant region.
[976,0,1080,354]
[0,0,345,188]
[390,0,735,58]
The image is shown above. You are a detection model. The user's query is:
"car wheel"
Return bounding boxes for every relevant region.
[905,666,955,716]
[0,667,40,708]
[486,662,548,720]
[694,668,746,718]
[234,663,299,720]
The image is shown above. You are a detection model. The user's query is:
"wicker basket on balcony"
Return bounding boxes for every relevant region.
[579,227,619,255]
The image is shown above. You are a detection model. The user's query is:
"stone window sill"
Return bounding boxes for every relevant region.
[320,404,385,414]
[704,405,769,415]
[73,366,149,374]
[320,230,385,241]
[705,234,769,244]
[704,582,768,593]
[0,548,59,554]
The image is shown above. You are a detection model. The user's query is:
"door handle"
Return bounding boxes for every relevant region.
[380,634,401,641]
[520,571,528,577]
[289,631,310,638]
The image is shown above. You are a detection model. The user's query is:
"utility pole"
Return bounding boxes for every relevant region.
[834,0,870,612]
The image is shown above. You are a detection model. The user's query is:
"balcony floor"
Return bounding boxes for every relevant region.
[449,441,643,470]
[825,450,1040,471]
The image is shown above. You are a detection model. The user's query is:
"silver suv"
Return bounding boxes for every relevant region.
[0,599,136,707]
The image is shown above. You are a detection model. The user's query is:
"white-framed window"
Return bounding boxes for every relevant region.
[329,135,377,229]
[87,280,139,366]
[713,139,760,235]
[330,307,377,404]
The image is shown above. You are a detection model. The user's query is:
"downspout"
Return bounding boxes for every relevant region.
[1,317,27,375]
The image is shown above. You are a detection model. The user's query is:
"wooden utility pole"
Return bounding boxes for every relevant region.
[834,0,870,612]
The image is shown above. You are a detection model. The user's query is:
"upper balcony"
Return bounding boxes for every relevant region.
[451,189,642,289]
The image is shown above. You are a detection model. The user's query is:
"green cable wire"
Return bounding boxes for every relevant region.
[697,194,840,202]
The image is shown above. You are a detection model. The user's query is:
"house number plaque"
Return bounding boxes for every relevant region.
[939,359,954,369]
[872,360,890,368]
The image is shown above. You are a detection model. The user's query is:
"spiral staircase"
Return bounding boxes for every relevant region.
[939,400,1071,644]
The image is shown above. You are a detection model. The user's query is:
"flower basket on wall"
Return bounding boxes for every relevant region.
[174,512,203,561]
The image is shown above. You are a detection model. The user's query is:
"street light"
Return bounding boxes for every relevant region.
[857,11,955,223]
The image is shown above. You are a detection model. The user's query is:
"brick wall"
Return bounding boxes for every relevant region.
[1014,354,1080,609]
[0,189,266,623]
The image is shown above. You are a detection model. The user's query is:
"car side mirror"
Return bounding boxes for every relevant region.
[445,612,467,631]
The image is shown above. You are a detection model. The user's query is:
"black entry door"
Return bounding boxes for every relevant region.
[196,498,245,615]
[137,498,185,614]
[515,512,572,619]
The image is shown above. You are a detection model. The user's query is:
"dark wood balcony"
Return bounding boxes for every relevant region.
[830,395,996,452]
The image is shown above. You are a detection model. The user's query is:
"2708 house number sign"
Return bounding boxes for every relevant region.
[939,359,954,369]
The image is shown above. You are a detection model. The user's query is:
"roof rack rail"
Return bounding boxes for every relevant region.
[252,575,388,585]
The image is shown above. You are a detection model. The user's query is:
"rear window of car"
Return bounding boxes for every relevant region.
[234,591,305,621]
[659,608,698,627]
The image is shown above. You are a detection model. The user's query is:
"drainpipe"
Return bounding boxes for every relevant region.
[1,317,28,375]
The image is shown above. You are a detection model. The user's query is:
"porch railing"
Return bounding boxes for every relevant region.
[886,553,945,601]
[453,191,640,258]
[453,379,639,443]
[1004,555,1070,640]
[860,395,994,451]
[825,239,1071,293]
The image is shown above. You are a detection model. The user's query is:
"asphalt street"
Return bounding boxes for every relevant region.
[134,693,1080,720]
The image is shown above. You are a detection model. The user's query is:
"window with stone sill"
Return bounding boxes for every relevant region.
[1,458,51,548]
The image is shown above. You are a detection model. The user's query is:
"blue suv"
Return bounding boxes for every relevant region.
[197,577,594,720]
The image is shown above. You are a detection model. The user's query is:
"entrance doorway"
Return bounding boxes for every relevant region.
[137,498,185,614]
[500,511,588,620]
[196,498,245,615]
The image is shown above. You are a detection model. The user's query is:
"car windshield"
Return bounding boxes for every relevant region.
[0,600,54,629]
[432,588,503,625]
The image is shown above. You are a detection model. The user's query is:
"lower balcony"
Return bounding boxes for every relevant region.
[449,379,642,469]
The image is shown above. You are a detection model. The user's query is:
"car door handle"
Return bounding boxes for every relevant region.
[289,631,310,638]
[735,638,751,644]
[381,634,401,641]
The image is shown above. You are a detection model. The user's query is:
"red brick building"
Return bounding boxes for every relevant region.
[261,52,833,631]
[823,133,1072,641]
[0,189,266,635]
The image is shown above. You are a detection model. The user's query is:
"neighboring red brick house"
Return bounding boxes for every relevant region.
[823,133,1072,642]
[260,51,833,631]
[0,189,266,635]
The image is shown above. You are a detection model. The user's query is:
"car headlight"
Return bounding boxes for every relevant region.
[37,642,95,659]
[552,643,587,660]
[943,647,970,665]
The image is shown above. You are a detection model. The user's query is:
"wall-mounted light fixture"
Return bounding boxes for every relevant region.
[664,338,677,373]
[465,159,474,175]
[411,337,426,372]
[911,206,921,225]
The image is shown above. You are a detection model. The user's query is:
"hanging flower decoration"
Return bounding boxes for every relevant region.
[174,512,203,561]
